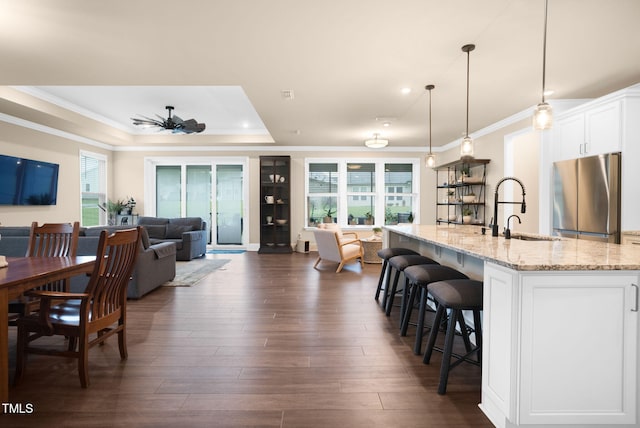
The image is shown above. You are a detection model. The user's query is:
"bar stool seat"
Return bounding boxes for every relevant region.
[400,265,469,354]
[384,254,439,316]
[375,248,419,304]
[423,279,483,395]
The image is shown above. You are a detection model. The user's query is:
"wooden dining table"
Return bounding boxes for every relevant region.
[0,256,96,403]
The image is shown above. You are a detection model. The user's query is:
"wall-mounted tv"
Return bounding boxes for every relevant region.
[0,154,59,205]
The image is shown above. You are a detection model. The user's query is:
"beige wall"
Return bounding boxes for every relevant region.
[1,115,542,244]
[0,121,112,226]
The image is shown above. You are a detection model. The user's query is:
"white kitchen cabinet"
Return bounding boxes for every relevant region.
[553,100,621,162]
[482,262,638,427]
[622,233,640,246]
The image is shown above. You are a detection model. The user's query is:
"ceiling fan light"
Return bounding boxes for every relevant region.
[364,134,388,148]
[533,102,553,130]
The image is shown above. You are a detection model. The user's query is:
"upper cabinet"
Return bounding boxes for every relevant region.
[553,100,621,162]
[543,84,640,232]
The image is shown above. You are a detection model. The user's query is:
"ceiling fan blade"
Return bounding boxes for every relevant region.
[180,119,206,133]
[172,115,184,124]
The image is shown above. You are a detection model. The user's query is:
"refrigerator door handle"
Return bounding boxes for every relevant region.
[632,284,639,312]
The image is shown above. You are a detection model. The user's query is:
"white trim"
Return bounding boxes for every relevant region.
[0,112,114,150]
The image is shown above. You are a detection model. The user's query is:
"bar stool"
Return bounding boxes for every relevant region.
[374,248,418,304]
[400,265,469,354]
[384,254,439,316]
[423,279,483,395]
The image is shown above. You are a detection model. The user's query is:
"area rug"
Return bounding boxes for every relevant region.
[206,249,246,254]
[162,258,230,287]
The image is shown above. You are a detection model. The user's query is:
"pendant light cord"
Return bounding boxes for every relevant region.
[427,85,433,154]
[541,0,549,103]
[465,48,471,138]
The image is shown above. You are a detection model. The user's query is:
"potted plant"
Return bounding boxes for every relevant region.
[105,199,125,225]
[372,227,383,239]
[364,211,374,225]
[462,192,476,203]
[323,207,335,223]
[124,197,136,214]
[462,208,473,224]
[348,214,357,225]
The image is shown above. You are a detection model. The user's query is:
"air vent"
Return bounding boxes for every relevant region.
[281,89,295,100]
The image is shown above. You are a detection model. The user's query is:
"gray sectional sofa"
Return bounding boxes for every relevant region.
[137,216,207,261]
[0,225,176,299]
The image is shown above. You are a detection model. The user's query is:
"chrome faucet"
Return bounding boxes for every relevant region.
[504,214,521,239]
[492,177,526,237]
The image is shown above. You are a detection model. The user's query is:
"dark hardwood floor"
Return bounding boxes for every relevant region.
[5,251,493,427]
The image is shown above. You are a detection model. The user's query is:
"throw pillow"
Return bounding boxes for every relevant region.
[166,223,193,239]
[145,224,166,239]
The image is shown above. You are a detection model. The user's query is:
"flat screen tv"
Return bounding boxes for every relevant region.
[0,154,59,205]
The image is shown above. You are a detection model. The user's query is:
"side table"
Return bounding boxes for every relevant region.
[361,238,382,263]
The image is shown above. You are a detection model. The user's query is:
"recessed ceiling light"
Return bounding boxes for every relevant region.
[281,89,295,100]
[401,87,411,94]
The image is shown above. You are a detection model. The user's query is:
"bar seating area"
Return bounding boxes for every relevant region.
[375,247,484,396]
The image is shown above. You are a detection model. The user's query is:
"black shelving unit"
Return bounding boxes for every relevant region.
[258,156,293,253]
[434,159,490,226]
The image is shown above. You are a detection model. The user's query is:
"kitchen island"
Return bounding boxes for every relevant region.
[385,224,639,428]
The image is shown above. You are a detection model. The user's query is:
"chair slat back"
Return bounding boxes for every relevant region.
[26,222,80,257]
[84,227,140,321]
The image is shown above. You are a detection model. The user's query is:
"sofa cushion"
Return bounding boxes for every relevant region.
[0,227,31,236]
[138,216,169,226]
[144,225,166,239]
[166,223,193,239]
[140,227,151,250]
[169,217,203,231]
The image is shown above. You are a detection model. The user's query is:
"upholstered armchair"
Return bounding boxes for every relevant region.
[313,229,363,273]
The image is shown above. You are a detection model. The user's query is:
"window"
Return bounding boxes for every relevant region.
[80,151,107,226]
[306,159,419,227]
[307,163,338,225]
[384,163,415,223]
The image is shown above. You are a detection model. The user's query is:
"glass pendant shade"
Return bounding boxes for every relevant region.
[460,136,474,158]
[533,101,553,130]
[425,153,436,168]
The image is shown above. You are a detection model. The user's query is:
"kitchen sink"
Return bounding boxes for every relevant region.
[510,234,558,241]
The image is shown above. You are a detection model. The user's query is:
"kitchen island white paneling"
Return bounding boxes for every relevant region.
[385,224,639,428]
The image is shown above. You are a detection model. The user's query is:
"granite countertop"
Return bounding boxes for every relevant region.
[623,231,640,236]
[385,224,640,271]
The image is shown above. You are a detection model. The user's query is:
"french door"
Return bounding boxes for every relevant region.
[146,157,248,247]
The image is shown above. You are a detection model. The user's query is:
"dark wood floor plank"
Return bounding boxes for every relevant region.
[6,251,492,427]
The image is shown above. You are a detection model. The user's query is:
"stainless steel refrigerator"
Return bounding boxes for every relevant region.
[552,152,621,243]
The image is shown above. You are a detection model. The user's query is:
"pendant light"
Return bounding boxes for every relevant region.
[460,44,475,160]
[533,0,553,130]
[425,84,436,168]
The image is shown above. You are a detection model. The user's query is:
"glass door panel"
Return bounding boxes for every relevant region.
[186,165,212,243]
[156,166,182,218]
[215,165,243,245]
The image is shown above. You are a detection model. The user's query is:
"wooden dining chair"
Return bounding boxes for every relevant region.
[8,221,80,320]
[14,227,141,388]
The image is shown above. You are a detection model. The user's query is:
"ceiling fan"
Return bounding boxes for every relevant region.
[131,105,206,134]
